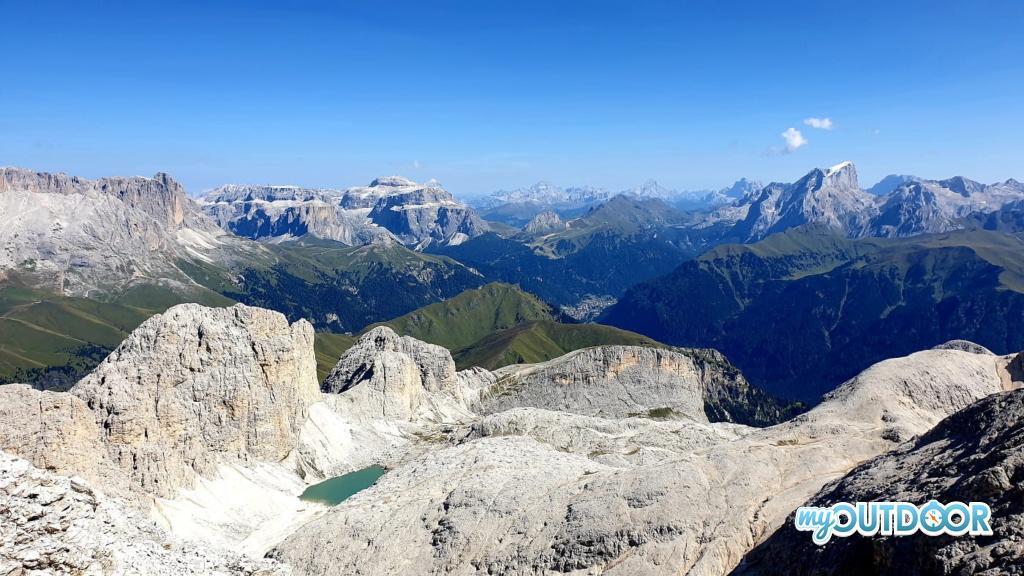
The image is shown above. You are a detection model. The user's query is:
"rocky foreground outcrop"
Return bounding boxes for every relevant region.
[321,326,493,422]
[0,302,1020,576]
[272,345,1019,575]
[72,304,320,498]
[735,386,1024,575]
[0,451,285,576]
[0,304,319,499]
[484,345,794,425]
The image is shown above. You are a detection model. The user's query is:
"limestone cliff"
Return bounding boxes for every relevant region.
[71,303,320,498]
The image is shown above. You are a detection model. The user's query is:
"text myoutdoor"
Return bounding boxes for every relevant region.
[793,500,992,545]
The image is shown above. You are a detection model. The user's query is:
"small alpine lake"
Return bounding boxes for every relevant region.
[299,465,387,506]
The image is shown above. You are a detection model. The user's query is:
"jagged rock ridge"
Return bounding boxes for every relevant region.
[0,167,250,297]
[203,176,488,248]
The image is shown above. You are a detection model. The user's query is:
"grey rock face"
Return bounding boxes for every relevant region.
[703,178,763,208]
[324,326,457,395]
[700,163,1024,240]
[0,450,286,576]
[735,387,1024,576]
[726,162,877,242]
[320,327,494,422]
[485,345,788,425]
[68,304,319,498]
[366,182,488,248]
[203,177,488,248]
[867,174,918,196]
[202,184,392,245]
[273,348,1012,576]
[866,176,1024,237]
[0,385,117,490]
[0,167,187,229]
[932,339,995,355]
[0,167,249,297]
[522,209,565,235]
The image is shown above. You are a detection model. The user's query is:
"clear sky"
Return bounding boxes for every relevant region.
[3,0,1022,197]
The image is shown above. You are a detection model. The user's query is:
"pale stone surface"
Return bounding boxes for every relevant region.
[736,387,1024,575]
[70,303,320,499]
[273,348,1013,576]
[202,177,488,248]
[0,450,287,576]
[322,326,491,423]
[486,346,712,421]
[0,301,1018,576]
[0,385,116,490]
[0,167,246,297]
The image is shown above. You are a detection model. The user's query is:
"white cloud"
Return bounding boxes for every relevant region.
[781,127,807,153]
[412,159,422,169]
[803,117,833,130]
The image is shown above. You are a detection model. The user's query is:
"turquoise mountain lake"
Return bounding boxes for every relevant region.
[299,465,387,506]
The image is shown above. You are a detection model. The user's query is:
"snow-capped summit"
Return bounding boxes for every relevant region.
[369,175,418,188]
[826,160,854,176]
[625,179,678,200]
[712,162,875,241]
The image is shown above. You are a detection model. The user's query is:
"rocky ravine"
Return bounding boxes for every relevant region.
[0,302,1020,575]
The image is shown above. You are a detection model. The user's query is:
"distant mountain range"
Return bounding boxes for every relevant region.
[471,178,761,225]
[602,228,1024,402]
[201,176,488,249]
[701,162,1024,242]
[3,162,1024,403]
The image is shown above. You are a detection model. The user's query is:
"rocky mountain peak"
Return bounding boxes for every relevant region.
[938,175,986,197]
[1,167,188,230]
[522,210,565,235]
[68,303,319,498]
[627,179,676,199]
[324,326,457,395]
[369,175,417,188]
[867,173,918,195]
[822,160,859,188]
[725,177,763,198]
[319,326,487,421]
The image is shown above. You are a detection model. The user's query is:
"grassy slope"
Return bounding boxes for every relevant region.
[453,319,663,370]
[367,282,555,350]
[219,239,487,333]
[604,228,1024,402]
[0,288,165,386]
[311,282,664,378]
[313,332,357,383]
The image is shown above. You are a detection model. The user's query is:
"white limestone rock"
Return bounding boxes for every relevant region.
[271,348,1013,576]
[321,326,492,423]
[0,167,249,297]
[203,177,488,249]
[70,303,320,498]
[0,450,287,576]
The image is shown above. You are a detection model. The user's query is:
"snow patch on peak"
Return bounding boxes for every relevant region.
[826,161,854,176]
[369,176,417,188]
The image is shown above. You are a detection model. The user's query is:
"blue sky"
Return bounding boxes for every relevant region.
[2,0,1022,197]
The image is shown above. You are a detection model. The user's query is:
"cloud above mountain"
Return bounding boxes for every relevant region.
[780,127,808,153]
[803,117,833,130]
